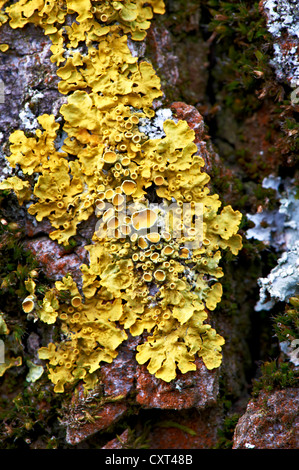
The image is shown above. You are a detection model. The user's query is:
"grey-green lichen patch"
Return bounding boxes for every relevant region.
[247,177,299,311]
[246,175,285,248]
[138,107,175,139]
[256,242,299,311]
[280,339,299,367]
[26,360,44,383]
[263,0,299,86]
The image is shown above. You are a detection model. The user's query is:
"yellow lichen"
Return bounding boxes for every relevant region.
[0,356,22,378]
[0,176,31,205]
[0,0,243,390]
[0,308,22,377]
[22,294,36,314]
[38,283,127,392]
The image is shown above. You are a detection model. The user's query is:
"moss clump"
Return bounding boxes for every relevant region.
[0,380,67,448]
[273,298,299,345]
[200,0,299,180]
[215,413,240,449]
[251,296,299,396]
[202,0,275,115]
[252,361,299,397]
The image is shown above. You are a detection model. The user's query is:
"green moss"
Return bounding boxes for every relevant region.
[0,194,62,447]
[252,361,299,397]
[203,0,273,114]
[0,220,37,296]
[273,304,299,345]
[156,420,197,436]
[258,297,298,395]
[0,379,66,448]
[200,0,299,180]
[215,413,240,449]
[246,297,299,399]
[112,426,151,449]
